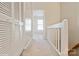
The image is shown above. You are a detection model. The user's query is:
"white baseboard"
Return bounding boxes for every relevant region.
[24,39,32,50]
[18,39,32,56]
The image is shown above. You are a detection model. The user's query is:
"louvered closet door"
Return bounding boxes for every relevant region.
[0,20,11,56]
[0,2,12,17]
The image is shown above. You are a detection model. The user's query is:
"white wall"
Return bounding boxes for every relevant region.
[45,3,61,25]
[46,3,61,45]
[45,3,61,45]
[61,2,79,49]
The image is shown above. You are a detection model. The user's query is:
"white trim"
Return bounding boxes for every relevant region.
[17,39,32,56]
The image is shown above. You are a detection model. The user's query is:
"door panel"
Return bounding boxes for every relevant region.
[0,20,11,55]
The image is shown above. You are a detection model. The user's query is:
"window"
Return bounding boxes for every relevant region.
[25,19,31,31]
[37,19,43,31]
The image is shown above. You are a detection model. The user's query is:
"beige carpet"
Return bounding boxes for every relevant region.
[21,39,58,56]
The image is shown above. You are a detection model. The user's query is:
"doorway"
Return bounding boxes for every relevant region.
[32,10,45,40]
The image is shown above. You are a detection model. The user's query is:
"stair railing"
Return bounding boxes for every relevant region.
[47,19,68,56]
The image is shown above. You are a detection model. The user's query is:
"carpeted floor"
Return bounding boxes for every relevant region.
[21,39,58,56]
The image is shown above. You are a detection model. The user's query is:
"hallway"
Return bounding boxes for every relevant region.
[21,39,58,56]
[0,2,68,56]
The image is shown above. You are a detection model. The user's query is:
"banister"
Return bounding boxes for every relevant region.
[48,23,64,29]
[47,19,68,56]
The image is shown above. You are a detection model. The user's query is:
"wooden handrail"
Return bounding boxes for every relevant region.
[72,43,79,49]
[68,43,79,55]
